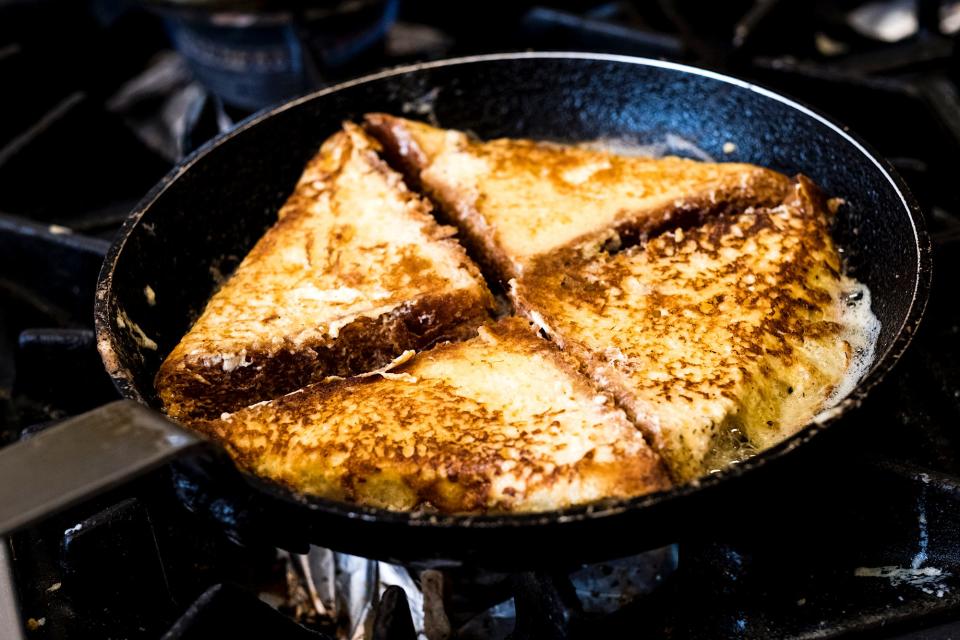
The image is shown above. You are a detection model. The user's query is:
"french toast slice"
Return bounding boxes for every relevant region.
[365,114,792,284]
[512,177,859,482]
[156,123,494,421]
[199,318,671,513]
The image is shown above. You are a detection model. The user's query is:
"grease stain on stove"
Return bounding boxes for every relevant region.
[853,566,949,598]
[910,496,929,570]
[853,477,951,598]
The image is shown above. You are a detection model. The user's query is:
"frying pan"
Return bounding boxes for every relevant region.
[0,53,932,568]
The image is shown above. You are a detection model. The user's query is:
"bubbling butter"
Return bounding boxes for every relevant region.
[821,278,882,411]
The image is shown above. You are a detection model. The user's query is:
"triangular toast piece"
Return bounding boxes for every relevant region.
[365,114,792,284]
[512,178,868,481]
[156,123,494,421]
[200,319,671,513]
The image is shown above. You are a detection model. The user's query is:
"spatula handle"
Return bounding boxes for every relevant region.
[0,400,204,535]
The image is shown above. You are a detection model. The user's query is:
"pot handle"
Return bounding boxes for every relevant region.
[0,400,206,536]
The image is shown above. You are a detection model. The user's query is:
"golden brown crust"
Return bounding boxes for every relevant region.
[157,290,488,420]
[156,123,494,420]
[195,319,671,513]
[365,113,792,285]
[159,114,863,509]
[513,177,852,481]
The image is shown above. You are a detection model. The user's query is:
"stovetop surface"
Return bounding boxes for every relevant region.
[3,1,960,638]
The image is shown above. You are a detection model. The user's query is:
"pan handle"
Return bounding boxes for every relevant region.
[0,400,206,536]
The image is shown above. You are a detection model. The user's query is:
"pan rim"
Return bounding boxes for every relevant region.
[94,51,932,530]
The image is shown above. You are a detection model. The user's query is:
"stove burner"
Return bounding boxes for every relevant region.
[158,0,399,111]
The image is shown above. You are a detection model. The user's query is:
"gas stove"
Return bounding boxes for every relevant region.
[2,2,960,638]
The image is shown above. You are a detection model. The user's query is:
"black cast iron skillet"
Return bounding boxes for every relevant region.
[0,53,932,568]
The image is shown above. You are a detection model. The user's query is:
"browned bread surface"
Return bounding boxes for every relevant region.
[158,114,864,506]
[512,177,853,481]
[155,123,494,421]
[365,113,792,285]
[198,319,671,513]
